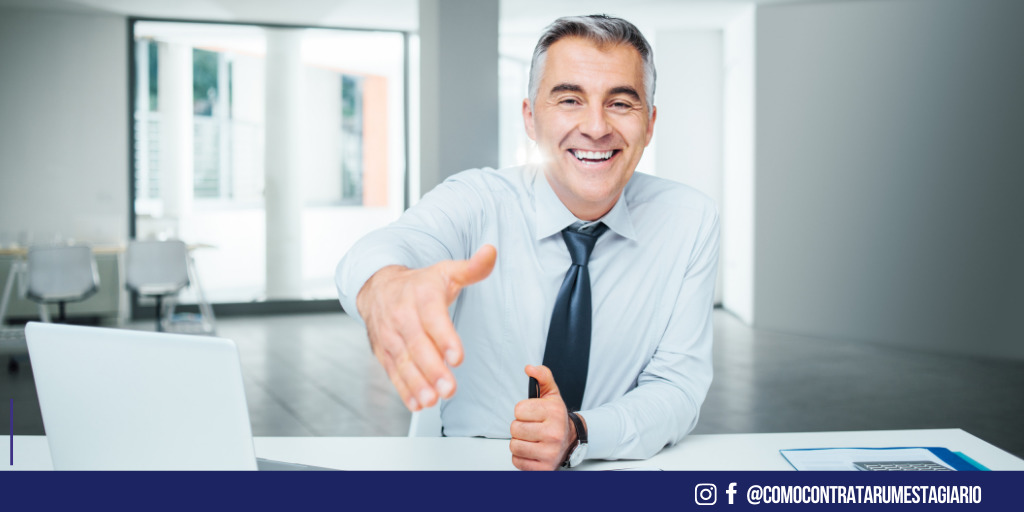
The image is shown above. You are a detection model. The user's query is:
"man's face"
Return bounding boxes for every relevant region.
[523,37,656,221]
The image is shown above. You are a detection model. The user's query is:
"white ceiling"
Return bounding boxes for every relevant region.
[0,0,844,32]
[0,0,861,61]
[0,0,419,29]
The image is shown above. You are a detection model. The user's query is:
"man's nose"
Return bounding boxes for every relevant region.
[578,103,612,140]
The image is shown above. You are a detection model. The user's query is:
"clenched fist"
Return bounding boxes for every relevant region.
[509,365,581,471]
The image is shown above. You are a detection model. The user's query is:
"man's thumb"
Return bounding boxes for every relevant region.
[525,364,560,399]
[446,244,497,287]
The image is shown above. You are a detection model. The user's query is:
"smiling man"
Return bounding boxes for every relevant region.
[336,15,719,470]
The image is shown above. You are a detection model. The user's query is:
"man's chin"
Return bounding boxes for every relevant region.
[566,185,625,216]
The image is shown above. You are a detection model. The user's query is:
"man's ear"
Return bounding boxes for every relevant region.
[645,105,657,147]
[522,98,537,141]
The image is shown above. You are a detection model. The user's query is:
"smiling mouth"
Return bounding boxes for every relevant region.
[569,149,619,163]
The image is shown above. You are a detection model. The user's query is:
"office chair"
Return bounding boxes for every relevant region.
[125,240,190,332]
[408,406,443,437]
[25,245,100,323]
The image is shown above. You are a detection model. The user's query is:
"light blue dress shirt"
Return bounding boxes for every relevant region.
[336,165,719,460]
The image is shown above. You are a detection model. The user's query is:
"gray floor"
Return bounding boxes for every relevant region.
[4,310,1023,459]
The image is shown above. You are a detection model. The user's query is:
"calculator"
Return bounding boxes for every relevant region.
[853,461,953,471]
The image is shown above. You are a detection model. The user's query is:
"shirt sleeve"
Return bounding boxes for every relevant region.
[581,204,720,461]
[335,171,487,324]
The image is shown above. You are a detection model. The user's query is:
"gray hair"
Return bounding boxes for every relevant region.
[528,14,656,117]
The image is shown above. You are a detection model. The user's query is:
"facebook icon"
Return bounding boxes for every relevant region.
[726,482,738,504]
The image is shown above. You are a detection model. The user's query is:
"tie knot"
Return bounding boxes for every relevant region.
[561,223,608,266]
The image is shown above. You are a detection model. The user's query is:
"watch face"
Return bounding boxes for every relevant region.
[569,442,588,467]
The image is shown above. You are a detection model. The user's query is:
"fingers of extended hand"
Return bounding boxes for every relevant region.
[370,271,460,409]
[390,297,457,404]
[377,333,443,411]
[419,296,462,368]
[367,289,433,410]
[391,344,434,411]
[373,336,416,410]
[405,331,454,403]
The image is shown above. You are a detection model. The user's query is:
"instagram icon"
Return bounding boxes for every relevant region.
[695,483,717,505]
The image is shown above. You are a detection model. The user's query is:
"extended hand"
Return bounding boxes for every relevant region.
[356,245,497,411]
[509,365,576,471]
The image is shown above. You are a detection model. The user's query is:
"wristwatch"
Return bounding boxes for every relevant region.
[562,411,588,468]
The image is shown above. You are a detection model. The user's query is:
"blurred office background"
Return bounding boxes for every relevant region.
[1,0,1022,457]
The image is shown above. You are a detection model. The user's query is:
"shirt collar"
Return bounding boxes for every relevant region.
[532,167,638,241]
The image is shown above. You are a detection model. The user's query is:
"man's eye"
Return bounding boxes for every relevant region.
[610,102,632,109]
[560,98,580,105]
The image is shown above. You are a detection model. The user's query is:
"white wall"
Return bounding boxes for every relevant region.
[0,7,128,246]
[654,29,724,304]
[654,30,722,202]
[722,8,756,324]
[753,0,1024,360]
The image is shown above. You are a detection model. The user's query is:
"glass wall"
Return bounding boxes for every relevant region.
[132,21,407,303]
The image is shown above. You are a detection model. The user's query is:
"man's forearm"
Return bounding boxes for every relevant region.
[581,379,705,461]
[336,174,486,322]
[336,229,448,323]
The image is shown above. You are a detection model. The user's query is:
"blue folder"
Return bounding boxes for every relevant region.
[780,446,990,471]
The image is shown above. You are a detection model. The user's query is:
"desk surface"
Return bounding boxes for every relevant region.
[4,429,1023,471]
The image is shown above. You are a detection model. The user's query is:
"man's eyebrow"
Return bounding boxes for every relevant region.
[609,86,642,102]
[550,83,583,94]
[550,83,642,102]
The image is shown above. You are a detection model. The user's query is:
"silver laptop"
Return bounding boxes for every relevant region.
[25,322,329,470]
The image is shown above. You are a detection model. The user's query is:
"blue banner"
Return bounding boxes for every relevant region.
[2,471,1022,511]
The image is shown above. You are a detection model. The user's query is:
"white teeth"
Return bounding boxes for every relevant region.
[573,150,614,160]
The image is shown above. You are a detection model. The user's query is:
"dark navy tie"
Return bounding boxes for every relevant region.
[540,222,608,412]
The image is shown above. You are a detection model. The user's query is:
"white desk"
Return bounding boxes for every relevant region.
[4,429,1023,471]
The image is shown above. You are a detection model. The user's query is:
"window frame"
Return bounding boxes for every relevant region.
[126,16,412,316]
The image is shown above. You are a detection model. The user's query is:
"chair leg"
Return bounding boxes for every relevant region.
[58,301,67,323]
[38,304,52,323]
[155,295,163,332]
